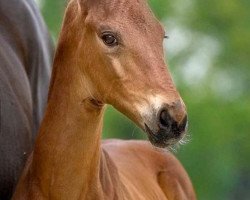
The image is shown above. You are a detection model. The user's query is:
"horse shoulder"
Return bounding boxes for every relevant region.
[155,150,196,200]
[102,140,196,200]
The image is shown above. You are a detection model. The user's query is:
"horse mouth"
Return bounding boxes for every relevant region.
[144,124,181,148]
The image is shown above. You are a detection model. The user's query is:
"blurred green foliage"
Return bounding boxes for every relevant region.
[39,0,250,199]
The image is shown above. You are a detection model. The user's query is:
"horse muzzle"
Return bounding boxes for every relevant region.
[144,103,188,148]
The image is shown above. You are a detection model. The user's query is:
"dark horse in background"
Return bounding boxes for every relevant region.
[0,0,53,199]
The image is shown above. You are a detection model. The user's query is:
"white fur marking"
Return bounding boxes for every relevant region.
[135,94,165,120]
[111,58,125,78]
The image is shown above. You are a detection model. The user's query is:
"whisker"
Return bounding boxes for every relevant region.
[179,132,191,146]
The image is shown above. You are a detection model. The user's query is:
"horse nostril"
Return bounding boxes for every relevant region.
[159,110,171,128]
[158,109,188,133]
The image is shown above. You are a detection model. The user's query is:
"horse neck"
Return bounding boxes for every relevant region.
[31,35,105,199]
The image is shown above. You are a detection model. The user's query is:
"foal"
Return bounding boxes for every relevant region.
[13,0,196,199]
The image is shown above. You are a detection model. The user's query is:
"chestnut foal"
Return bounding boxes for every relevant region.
[13,0,196,199]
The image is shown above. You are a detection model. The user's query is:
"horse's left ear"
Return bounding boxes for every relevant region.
[67,0,97,18]
[77,0,98,10]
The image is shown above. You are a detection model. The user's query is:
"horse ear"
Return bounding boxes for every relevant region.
[67,0,98,19]
[77,0,98,9]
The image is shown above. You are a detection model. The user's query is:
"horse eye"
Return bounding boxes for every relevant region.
[101,32,118,47]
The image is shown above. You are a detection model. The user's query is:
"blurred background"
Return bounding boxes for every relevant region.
[36,0,250,199]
